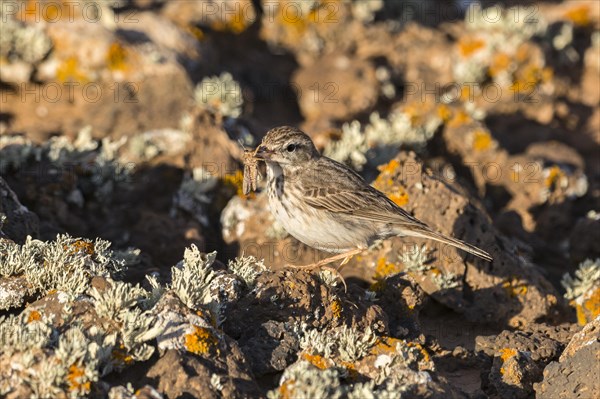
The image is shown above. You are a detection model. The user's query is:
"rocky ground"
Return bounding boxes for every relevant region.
[1,0,599,398]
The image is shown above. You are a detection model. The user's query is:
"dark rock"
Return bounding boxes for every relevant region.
[535,317,600,399]
[0,177,39,243]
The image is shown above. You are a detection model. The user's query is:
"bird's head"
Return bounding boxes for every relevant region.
[255,126,320,165]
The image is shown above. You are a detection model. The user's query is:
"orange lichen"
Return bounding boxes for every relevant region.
[279,379,297,399]
[65,239,95,256]
[564,4,591,27]
[502,278,528,298]
[402,104,423,126]
[511,64,553,93]
[489,52,511,77]
[574,286,600,326]
[374,258,402,280]
[106,42,129,71]
[370,336,403,356]
[500,348,517,362]
[27,310,42,323]
[472,129,493,152]
[388,189,409,207]
[457,37,486,57]
[436,104,452,122]
[56,57,89,83]
[407,341,431,365]
[302,353,330,369]
[447,110,471,128]
[499,348,518,375]
[544,165,566,189]
[185,325,219,355]
[223,170,254,199]
[330,299,342,319]
[111,344,134,366]
[67,364,91,394]
[211,6,251,33]
[188,25,205,41]
[377,159,401,176]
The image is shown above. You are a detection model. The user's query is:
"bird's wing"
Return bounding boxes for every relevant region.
[300,158,427,228]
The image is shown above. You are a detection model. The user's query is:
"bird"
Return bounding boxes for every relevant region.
[253,126,492,274]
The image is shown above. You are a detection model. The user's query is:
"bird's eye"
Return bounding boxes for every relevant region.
[286,144,296,152]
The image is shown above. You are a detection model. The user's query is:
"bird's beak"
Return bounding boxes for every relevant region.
[254,145,273,160]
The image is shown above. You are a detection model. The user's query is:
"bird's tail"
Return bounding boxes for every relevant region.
[407,227,493,262]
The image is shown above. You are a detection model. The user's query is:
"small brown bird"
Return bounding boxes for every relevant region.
[255,126,492,270]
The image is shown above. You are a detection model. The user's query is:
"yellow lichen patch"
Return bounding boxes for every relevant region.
[106,42,129,71]
[376,159,401,177]
[388,189,409,207]
[279,379,295,399]
[187,25,205,41]
[447,110,471,128]
[370,336,403,356]
[407,341,431,365]
[472,129,493,152]
[436,104,452,122]
[489,52,511,77]
[223,170,254,199]
[27,310,42,323]
[67,364,91,394]
[544,165,566,190]
[499,348,519,374]
[511,64,553,93]
[185,325,219,355]
[111,344,134,366]
[502,278,528,298]
[339,360,359,379]
[56,57,89,83]
[330,299,342,319]
[374,258,402,280]
[499,348,517,362]
[211,6,252,34]
[574,286,600,326]
[457,37,486,57]
[65,239,95,256]
[564,4,591,27]
[402,104,424,126]
[302,353,330,369]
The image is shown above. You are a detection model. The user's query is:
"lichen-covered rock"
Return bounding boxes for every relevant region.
[475,327,567,364]
[562,258,600,326]
[356,152,561,326]
[0,177,39,243]
[292,55,378,123]
[222,268,388,376]
[487,348,542,399]
[148,292,260,399]
[535,316,600,398]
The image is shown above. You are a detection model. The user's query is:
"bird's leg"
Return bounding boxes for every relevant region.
[288,248,363,270]
[286,248,363,292]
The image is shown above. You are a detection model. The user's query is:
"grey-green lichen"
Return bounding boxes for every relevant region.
[227,255,267,287]
[0,234,125,304]
[0,9,52,64]
[400,244,431,273]
[561,258,600,300]
[267,361,346,399]
[194,72,243,118]
[0,128,133,203]
[324,109,441,171]
[173,167,218,227]
[170,246,217,309]
[299,325,378,362]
